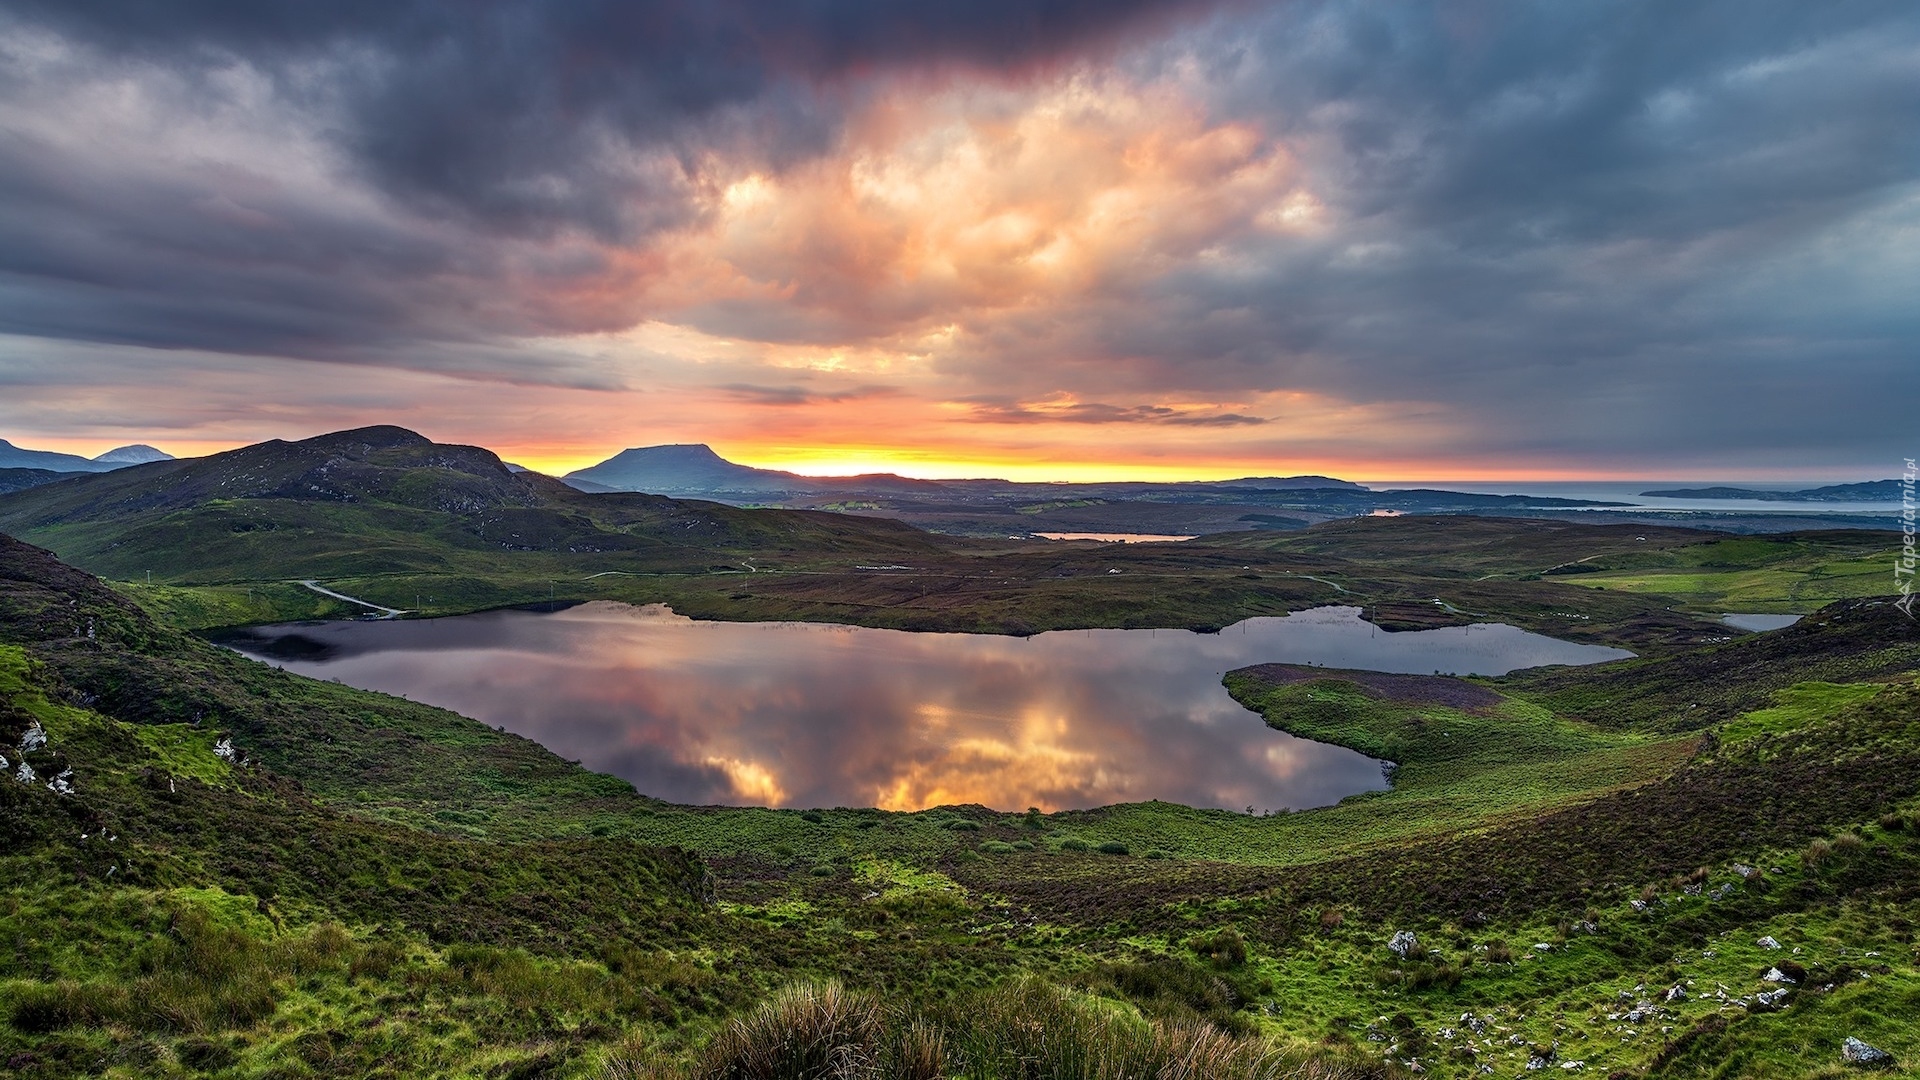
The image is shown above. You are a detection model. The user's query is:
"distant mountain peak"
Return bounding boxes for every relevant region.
[92,444,173,465]
[0,438,117,473]
[299,425,434,451]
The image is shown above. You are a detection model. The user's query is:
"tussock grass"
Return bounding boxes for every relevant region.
[624,981,1388,1080]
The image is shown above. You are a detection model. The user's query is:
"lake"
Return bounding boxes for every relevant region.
[221,603,1631,813]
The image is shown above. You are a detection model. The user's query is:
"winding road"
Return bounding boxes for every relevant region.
[297,580,408,619]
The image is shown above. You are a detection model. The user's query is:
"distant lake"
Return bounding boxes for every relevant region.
[221,604,1630,813]
[1036,532,1198,543]
[1722,613,1802,632]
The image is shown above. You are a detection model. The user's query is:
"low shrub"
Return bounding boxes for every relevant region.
[1096,841,1130,856]
[1189,929,1249,970]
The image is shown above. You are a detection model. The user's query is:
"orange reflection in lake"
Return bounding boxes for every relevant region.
[224,604,1627,811]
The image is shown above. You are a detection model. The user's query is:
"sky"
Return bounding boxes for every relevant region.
[0,1,1915,482]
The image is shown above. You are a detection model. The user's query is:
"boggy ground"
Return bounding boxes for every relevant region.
[1,528,1917,1078]
[99,517,1859,659]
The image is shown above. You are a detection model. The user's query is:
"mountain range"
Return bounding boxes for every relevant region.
[0,438,171,473]
[0,425,941,587]
[1640,480,1903,502]
[565,442,1373,501]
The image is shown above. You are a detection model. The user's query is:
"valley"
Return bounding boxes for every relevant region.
[0,429,1915,1079]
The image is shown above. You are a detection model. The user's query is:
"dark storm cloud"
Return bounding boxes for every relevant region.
[718,383,903,406]
[0,0,1204,360]
[965,400,1269,427]
[4,0,1202,239]
[942,0,1920,464]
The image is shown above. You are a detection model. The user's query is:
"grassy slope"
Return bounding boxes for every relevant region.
[1542,531,1898,612]
[2,510,1918,1076]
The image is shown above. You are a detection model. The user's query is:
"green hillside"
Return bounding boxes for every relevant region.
[3,525,1918,1077]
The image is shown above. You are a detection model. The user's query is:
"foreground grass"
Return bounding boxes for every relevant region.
[5,525,1920,1077]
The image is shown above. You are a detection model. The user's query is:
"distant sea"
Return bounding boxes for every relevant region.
[1369,480,1904,516]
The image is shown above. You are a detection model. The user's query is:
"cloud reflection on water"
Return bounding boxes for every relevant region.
[229,604,1628,811]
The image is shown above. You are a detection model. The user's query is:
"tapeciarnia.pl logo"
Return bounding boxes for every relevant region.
[1898,458,1916,618]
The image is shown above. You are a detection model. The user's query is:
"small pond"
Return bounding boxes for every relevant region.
[221,604,1630,812]
[1721,613,1803,632]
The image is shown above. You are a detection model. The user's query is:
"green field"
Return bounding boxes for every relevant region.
[4,521,1919,1077]
[2,436,1917,1076]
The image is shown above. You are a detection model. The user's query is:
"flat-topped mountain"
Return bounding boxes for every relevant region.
[565,443,948,497]
[566,443,1371,501]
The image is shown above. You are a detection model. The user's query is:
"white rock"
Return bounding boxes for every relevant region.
[213,737,236,761]
[1764,967,1796,984]
[1757,936,1782,950]
[13,760,35,784]
[1388,930,1419,958]
[19,721,47,753]
[1842,1037,1893,1066]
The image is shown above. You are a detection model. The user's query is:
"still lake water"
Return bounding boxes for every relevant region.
[223,603,1630,813]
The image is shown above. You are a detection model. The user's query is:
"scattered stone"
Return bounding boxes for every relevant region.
[213,737,236,762]
[1842,1037,1893,1067]
[1533,943,1553,952]
[1732,863,1756,877]
[1757,936,1782,950]
[1388,930,1419,958]
[19,721,46,753]
[1752,989,1791,1011]
[1764,967,1796,984]
[1559,1062,1585,1071]
[1665,985,1688,1002]
[45,768,74,796]
[13,760,35,785]
[1630,900,1648,912]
